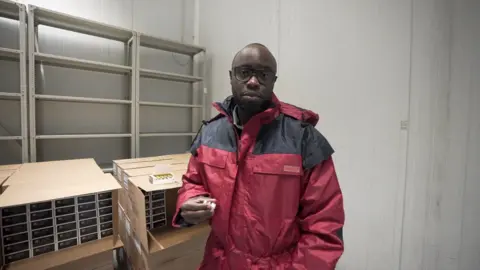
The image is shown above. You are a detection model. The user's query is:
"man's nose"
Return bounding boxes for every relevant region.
[246,76,260,88]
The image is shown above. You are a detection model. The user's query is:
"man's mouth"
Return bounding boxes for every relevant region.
[241,91,261,98]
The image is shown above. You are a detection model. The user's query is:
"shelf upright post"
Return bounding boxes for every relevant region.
[201,50,207,122]
[134,33,141,158]
[128,32,138,158]
[17,2,28,162]
[190,54,196,143]
[27,5,36,162]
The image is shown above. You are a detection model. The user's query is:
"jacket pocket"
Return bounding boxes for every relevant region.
[196,151,229,202]
[249,156,303,220]
[251,153,303,177]
[197,151,228,169]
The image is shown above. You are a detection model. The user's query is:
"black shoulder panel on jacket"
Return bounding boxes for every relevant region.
[253,114,304,156]
[301,124,334,169]
[253,114,334,169]
[190,117,237,156]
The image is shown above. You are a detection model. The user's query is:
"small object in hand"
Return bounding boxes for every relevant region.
[202,200,216,212]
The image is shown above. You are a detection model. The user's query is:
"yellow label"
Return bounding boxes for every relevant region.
[153,173,174,180]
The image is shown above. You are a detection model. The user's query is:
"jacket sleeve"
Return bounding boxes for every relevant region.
[172,155,210,227]
[290,156,345,269]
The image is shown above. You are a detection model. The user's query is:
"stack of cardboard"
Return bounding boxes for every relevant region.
[113,153,210,270]
[0,159,122,270]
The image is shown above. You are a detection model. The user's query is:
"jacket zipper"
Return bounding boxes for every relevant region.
[233,126,240,165]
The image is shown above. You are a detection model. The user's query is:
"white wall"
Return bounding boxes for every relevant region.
[0,0,196,165]
[401,0,480,270]
[199,0,480,270]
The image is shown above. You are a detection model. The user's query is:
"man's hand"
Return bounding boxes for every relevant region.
[180,196,217,225]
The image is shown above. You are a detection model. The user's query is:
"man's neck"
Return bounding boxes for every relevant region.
[236,106,258,125]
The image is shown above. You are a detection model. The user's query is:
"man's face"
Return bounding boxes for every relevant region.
[230,47,277,112]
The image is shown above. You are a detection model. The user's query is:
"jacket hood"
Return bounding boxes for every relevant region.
[279,101,319,127]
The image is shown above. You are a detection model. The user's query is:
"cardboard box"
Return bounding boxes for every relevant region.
[121,174,186,250]
[118,204,208,270]
[0,159,121,267]
[113,153,190,186]
[115,156,189,234]
[114,154,209,269]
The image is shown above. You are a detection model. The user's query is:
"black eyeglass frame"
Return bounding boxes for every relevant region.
[231,66,277,84]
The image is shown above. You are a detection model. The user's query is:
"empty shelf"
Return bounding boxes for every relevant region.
[36,133,132,140]
[139,101,202,108]
[0,0,20,20]
[30,5,133,42]
[35,94,132,105]
[140,132,196,137]
[0,47,20,60]
[35,52,132,74]
[140,68,202,83]
[140,34,205,56]
[0,92,21,100]
[0,135,22,141]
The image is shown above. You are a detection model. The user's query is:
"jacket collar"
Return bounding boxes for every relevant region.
[210,93,320,127]
[212,94,281,126]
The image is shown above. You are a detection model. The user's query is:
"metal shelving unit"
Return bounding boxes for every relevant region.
[27,5,136,162]
[0,0,28,163]
[135,33,207,157]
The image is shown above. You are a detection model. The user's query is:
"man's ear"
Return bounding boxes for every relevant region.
[229,70,232,80]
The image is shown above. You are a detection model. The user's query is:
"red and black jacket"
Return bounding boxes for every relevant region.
[174,94,344,269]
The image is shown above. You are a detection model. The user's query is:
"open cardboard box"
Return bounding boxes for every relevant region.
[0,159,121,268]
[118,204,208,270]
[116,157,189,226]
[122,173,186,253]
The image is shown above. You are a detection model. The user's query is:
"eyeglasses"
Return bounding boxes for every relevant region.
[232,66,276,84]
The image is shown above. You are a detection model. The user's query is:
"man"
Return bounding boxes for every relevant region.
[173,43,344,269]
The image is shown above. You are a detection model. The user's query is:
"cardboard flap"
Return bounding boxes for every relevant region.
[0,164,21,171]
[125,163,188,177]
[114,153,190,165]
[0,173,121,207]
[119,159,188,172]
[149,223,210,253]
[129,184,149,249]
[0,170,15,177]
[0,170,16,186]
[4,159,101,186]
